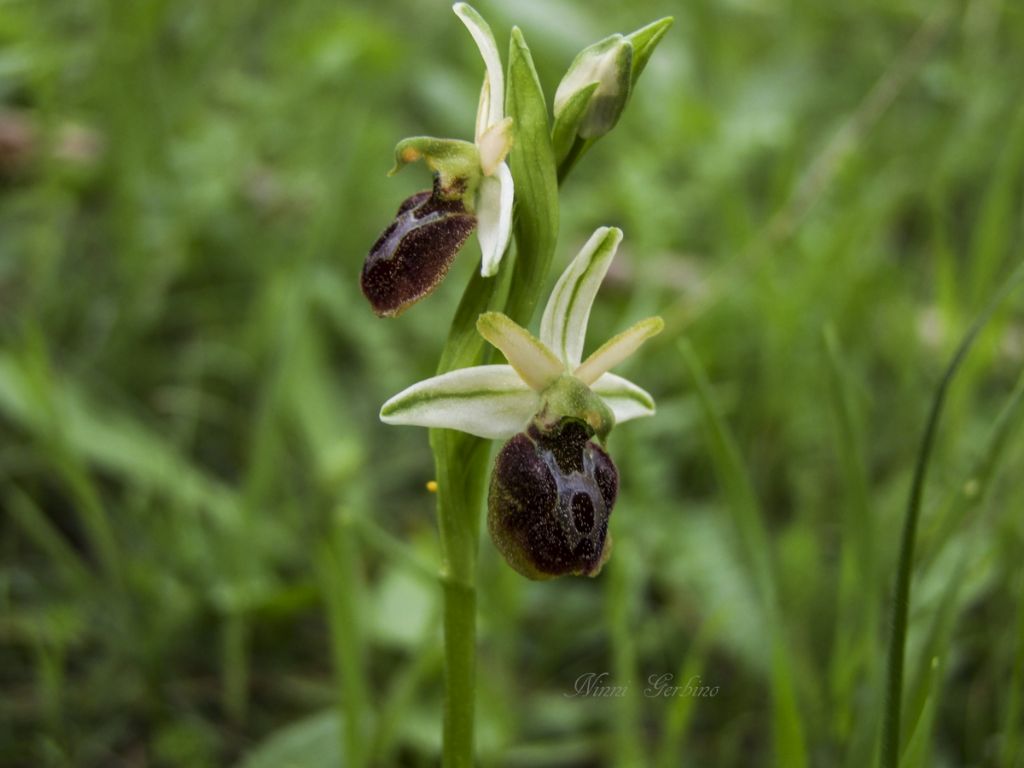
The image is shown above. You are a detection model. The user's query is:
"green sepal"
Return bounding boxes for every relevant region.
[390,136,481,204]
[625,16,674,88]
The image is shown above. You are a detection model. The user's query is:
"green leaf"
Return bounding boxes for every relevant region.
[503,26,559,328]
[238,710,343,768]
[625,16,674,87]
[0,351,241,529]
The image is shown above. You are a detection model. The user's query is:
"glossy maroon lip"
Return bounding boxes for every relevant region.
[488,418,618,580]
[361,183,477,318]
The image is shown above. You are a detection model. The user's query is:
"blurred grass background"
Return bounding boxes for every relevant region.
[2,0,1024,765]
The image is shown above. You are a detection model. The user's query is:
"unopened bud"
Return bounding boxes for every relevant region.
[554,35,633,140]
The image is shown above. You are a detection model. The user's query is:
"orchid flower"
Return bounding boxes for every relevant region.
[380,227,662,578]
[361,3,514,317]
[379,226,660,439]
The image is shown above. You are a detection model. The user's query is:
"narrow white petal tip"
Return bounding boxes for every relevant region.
[575,316,664,385]
[380,365,537,440]
[477,162,514,277]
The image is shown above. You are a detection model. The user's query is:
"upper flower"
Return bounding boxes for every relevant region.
[379,226,663,438]
[361,4,515,317]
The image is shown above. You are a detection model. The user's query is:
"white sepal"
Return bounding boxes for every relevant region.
[454,3,504,137]
[574,316,664,385]
[475,74,491,141]
[476,161,514,276]
[379,364,537,439]
[477,312,564,391]
[591,372,656,423]
[540,227,622,366]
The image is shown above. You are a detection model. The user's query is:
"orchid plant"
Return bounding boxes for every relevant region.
[359,5,672,765]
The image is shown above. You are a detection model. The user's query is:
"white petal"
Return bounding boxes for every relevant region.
[477,117,514,177]
[477,312,564,391]
[539,227,622,366]
[454,3,504,137]
[380,365,537,440]
[574,316,664,385]
[476,161,514,277]
[591,372,656,423]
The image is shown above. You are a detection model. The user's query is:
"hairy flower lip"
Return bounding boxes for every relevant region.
[488,417,618,580]
[361,187,477,318]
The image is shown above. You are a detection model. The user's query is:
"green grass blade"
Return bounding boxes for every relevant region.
[1000,574,1024,768]
[967,103,1024,306]
[823,325,885,763]
[6,486,94,588]
[655,615,720,768]
[318,508,370,768]
[880,259,1024,768]
[679,340,808,768]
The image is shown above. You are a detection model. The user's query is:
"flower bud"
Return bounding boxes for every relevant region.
[553,35,633,140]
[361,182,477,317]
[488,417,618,579]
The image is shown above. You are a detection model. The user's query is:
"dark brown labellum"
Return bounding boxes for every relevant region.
[488,418,619,580]
[361,181,476,317]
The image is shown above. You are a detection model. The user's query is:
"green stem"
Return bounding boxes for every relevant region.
[880,260,1024,767]
[432,428,491,768]
[430,266,500,768]
[556,135,589,185]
